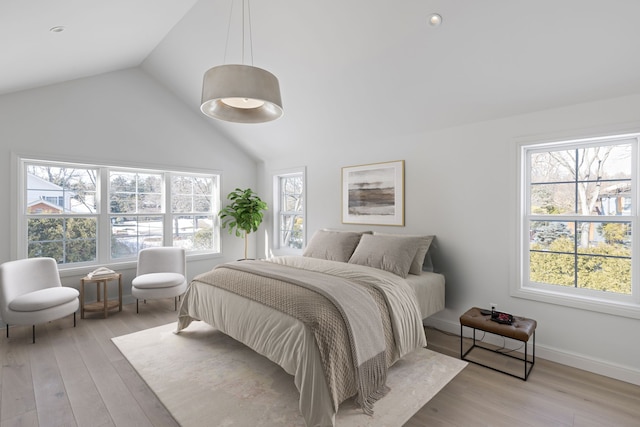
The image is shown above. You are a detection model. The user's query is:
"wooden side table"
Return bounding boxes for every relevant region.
[80,273,122,319]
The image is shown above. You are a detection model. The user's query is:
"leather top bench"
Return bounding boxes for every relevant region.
[459,307,536,380]
[460,307,536,342]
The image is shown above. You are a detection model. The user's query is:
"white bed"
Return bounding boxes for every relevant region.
[177,231,444,427]
[405,271,445,320]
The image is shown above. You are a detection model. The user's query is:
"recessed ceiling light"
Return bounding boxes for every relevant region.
[429,14,442,27]
[49,26,65,33]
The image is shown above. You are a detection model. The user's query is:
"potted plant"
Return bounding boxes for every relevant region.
[218,188,268,260]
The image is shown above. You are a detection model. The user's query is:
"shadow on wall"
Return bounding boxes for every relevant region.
[426,237,465,309]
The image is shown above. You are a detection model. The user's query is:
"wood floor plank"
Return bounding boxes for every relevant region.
[70,319,154,427]
[28,321,77,427]
[0,409,39,427]
[46,322,114,427]
[1,332,36,423]
[0,323,8,422]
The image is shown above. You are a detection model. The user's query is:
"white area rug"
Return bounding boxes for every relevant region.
[112,321,466,427]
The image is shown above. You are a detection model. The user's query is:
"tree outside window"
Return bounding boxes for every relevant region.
[275,171,305,250]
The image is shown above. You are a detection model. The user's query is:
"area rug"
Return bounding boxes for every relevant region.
[112,321,467,427]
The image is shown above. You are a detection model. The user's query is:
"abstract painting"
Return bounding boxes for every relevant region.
[341,160,404,225]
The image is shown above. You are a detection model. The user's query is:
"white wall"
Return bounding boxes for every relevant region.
[258,93,640,385]
[0,68,258,301]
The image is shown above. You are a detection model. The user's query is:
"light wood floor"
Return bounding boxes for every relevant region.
[1,303,638,427]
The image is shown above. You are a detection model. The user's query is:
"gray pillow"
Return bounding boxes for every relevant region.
[302,230,365,262]
[373,232,434,275]
[348,234,423,278]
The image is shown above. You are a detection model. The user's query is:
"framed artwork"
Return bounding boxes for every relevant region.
[341,160,404,226]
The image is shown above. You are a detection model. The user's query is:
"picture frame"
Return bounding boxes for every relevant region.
[341,160,404,226]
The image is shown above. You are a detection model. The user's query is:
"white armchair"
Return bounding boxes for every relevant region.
[131,247,187,313]
[0,258,79,343]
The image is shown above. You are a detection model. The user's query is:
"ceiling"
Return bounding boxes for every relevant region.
[3,0,640,161]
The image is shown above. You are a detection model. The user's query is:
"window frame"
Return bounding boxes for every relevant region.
[272,167,306,255]
[168,172,220,255]
[513,133,640,319]
[15,155,221,272]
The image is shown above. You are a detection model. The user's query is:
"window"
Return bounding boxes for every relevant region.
[19,158,220,269]
[170,174,218,252]
[273,169,305,251]
[110,170,164,259]
[516,133,640,317]
[25,165,98,264]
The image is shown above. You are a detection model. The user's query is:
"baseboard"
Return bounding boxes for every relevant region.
[424,317,640,386]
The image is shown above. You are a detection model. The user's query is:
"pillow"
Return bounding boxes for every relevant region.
[374,232,434,275]
[348,234,423,278]
[302,230,367,262]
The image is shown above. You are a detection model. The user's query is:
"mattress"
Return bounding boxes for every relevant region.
[405,271,446,319]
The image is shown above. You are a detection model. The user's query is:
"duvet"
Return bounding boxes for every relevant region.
[177,256,427,427]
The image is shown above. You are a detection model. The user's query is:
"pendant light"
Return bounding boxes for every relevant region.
[200,0,283,123]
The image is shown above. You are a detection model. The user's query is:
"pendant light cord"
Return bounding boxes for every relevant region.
[247,0,254,66]
[222,0,254,66]
[223,0,234,64]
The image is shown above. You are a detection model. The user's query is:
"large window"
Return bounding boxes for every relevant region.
[170,174,217,252]
[26,165,98,264]
[20,158,220,268]
[517,134,639,317]
[110,170,164,259]
[273,169,305,251]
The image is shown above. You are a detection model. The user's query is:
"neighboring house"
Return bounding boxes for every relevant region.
[26,173,74,213]
[26,199,64,214]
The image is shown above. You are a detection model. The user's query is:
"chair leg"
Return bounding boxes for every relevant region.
[32,325,35,344]
[6,324,8,338]
[74,312,77,327]
[136,299,139,314]
[174,296,177,311]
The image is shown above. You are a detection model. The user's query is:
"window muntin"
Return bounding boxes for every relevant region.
[28,217,97,263]
[20,159,220,268]
[171,174,218,252]
[25,164,98,264]
[109,171,164,259]
[522,135,637,306]
[529,220,632,294]
[274,170,305,251]
[529,145,632,216]
[109,171,163,214]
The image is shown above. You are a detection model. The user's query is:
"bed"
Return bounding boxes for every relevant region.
[177,231,444,427]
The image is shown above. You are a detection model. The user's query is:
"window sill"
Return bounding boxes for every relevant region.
[57,252,223,278]
[511,286,640,319]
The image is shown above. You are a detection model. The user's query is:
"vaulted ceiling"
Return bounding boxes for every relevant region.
[3,0,640,161]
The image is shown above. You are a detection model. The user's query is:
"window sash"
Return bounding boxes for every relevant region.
[18,158,221,269]
[273,170,305,252]
[170,174,219,253]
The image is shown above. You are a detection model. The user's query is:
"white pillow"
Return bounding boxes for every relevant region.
[373,232,434,275]
[348,234,423,278]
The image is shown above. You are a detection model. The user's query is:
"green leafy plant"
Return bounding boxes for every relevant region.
[218,188,268,259]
